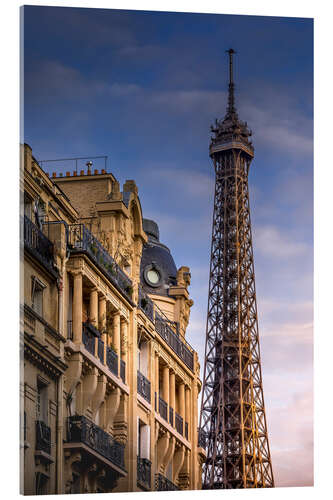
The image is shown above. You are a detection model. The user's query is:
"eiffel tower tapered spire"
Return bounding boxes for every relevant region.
[198,50,274,489]
[226,48,237,118]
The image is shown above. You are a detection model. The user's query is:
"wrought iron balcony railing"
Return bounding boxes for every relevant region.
[82,323,96,356]
[137,371,151,403]
[169,406,174,426]
[120,360,126,384]
[137,289,194,372]
[97,338,104,363]
[198,428,207,448]
[155,312,194,371]
[67,415,125,470]
[155,473,179,491]
[106,345,118,376]
[23,216,56,275]
[68,223,133,302]
[36,420,51,455]
[159,396,168,421]
[175,412,183,436]
[138,286,154,323]
[137,457,151,490]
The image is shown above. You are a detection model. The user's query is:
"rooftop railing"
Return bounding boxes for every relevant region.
[67,415,125,471]
[68,223,133,302]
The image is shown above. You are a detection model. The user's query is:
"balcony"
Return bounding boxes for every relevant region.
[106,346,118,376]
[23,216,57,277]
[68,223,133,302]
[158,396,168,421]
[155,473,179,491]
[138,286,154,323]
[137,290,194,372]
[137,371,151,403]
[120,360,126,384]
[175,412,183,436]
[198,428,207,449]
[137,457,151,490]
[82,322,97,356]
[36,420,51,455]
[67,415,125,471]
[169,406,174,426]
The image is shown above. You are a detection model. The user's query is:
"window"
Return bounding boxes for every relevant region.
[31,276,45,317]
[36,378,48,424]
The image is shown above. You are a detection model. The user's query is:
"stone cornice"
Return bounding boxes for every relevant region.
[24,339,67,378]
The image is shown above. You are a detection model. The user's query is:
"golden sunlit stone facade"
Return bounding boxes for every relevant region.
[21,143,206,495]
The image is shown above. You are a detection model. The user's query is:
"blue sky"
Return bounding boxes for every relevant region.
[23,5,313,487]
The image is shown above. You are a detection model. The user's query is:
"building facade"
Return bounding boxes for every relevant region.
[21,143,206,495]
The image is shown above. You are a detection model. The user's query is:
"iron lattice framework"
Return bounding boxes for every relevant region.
[199,49,274,489]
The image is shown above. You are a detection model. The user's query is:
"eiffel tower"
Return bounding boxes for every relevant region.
[198,49,274,489]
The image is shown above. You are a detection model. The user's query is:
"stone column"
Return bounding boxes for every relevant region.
[89,288,98,356]
[120,319,128,383]
[155,353,159,411]
[72,272,82,343]
[89,288,98,326]
[179,382,185,421]
[163,365,169,406]
[113,312,121,376]
[170,370,176,426]
[99,296,106,365]
[185,386,191,440]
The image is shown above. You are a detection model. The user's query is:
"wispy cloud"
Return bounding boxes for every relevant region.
[254,224,309,259]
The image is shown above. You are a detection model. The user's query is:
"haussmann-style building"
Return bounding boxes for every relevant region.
[20,143,206,495]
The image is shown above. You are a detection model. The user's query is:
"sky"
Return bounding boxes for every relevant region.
[22,5,313,488]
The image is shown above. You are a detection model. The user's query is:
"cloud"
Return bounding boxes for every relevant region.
[254,225,309,259]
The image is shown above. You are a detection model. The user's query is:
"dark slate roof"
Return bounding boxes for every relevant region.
[140,219,177,296]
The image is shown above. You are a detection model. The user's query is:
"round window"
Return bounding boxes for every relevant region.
[147,269,160,284]
[144,264,162,287]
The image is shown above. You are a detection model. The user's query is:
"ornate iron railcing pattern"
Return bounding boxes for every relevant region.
[155,473,179,491]
[198,428,207,449]
[23,216,56,275]
[159,396,168,421]
[155,309,194,371]
[137,289,194,371]
[36,420,51,455]
[82,323,96,356]
[137,371,151,403]
[138,286,154,323]
[169,406,174,426]
[137,457,151,490]
[199,49,274,489]
[68,223,133,301]
[67,416,125,470]
[120,360,126,383]
[175,412,183,436]
[106,346,118,376]
[97,338,104,363]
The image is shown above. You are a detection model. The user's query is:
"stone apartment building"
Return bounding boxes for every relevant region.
[21,143,206,495]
